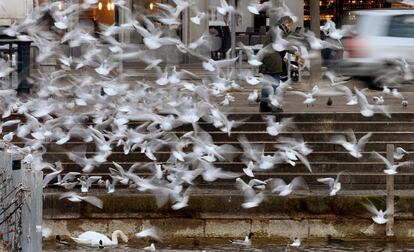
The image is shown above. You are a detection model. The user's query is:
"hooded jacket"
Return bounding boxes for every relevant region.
[259,23,293,75]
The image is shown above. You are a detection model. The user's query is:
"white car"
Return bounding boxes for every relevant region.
[339,10,414,87]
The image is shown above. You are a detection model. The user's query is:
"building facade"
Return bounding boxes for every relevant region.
[304,0,392,26]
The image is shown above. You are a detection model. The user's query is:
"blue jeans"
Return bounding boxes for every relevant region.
[260,74,281,103]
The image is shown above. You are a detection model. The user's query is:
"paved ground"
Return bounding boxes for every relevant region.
[119,62,414,114]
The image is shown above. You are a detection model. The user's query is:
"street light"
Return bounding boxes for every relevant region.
[98,2,102,10]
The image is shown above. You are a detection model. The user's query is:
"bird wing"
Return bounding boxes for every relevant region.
[289,90,308,98]
[295,152,312,173]
[317,177,335,188]
[330,135,348,146]
[81,196,103,209]
[280,117,294,128]
[59,191,78,200]
[156,2,176,15]
[268,178,286,191]
[344,129,357,145]
[357,132,372,151]
[87,176,102,187]
[133,24,151,38]
[255,44,274,61]
[290,176,308,190]
[60,172,81,183]
[135,227,161,241]
[42,169,62,188]
[372,151,393,169]
[355,87,374,117]
[396,147,408,155]
[336,171,345,183]
[395,161,414,169]
[212,57,239,68]
[238,42,253,58]
[265,115,276,126]
[235,178,251,192]
[363,201,380,216]
[334,84,354,99]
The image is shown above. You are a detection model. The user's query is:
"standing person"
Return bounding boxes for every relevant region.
[258,16,301,112]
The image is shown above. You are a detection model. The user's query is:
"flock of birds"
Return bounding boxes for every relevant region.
[0,0,413,249]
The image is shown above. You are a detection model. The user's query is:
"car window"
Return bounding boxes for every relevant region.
[388,15,414,38]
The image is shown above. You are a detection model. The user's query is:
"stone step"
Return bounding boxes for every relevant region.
[6,112,414,123]
[172,122,414,132]
[27,141,414,152]
[42,188,414,219]
[41,188,414,240]
[52,160,412,174]
[4,121,414,135]
[41,151,412,163]
[6,132,414,145]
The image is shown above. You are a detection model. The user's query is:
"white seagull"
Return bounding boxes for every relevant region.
[59,192,103,209]
[268,177,308,196]
[394,147,409,160]
[363,201,393,225]
[217,0,236,15]
[236,178,264,209]
[372,151,413,175]
[330,129,372,158]
[317,171,345,196]
[230,232,253,246]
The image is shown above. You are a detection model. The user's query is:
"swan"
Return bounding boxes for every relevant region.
[71,230,128,246]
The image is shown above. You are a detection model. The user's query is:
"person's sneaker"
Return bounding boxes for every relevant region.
[259,102,272,112]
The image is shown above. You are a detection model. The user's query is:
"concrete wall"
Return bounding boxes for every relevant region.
[0,0,33,26]
[287,0,305,29]
[207,0,254,32]
[236,0,254,33]
[43,193,414,241]
[44,218,414,241]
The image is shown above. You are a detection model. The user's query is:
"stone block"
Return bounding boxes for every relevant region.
[72,219,109,237]
[309,218,385,239]
[140,218,204,238]
[395,220,414,238]
[205,219,251,238]
[251,219,269,237]
[43,219,71,237]
[268,219,308,239]
[108,219,142,237]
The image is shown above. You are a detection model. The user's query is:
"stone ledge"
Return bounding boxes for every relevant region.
[44,191,414,219]
[43,218,414,241]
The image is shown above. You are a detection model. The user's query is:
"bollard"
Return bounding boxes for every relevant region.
[0,152,13,248]
[20,164,43,252]
[386,144,394,237]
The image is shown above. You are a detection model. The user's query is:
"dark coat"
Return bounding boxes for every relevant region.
[259,28,289,75]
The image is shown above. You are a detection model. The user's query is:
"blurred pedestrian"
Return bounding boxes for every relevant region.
[258,16,302,112]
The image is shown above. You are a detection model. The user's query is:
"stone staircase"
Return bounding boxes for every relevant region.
[18,112,409,191]
[32,110,414,240]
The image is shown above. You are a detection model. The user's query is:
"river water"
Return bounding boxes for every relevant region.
[43,240,414,251]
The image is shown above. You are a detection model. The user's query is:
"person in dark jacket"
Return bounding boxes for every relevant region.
[258,16,301,112]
